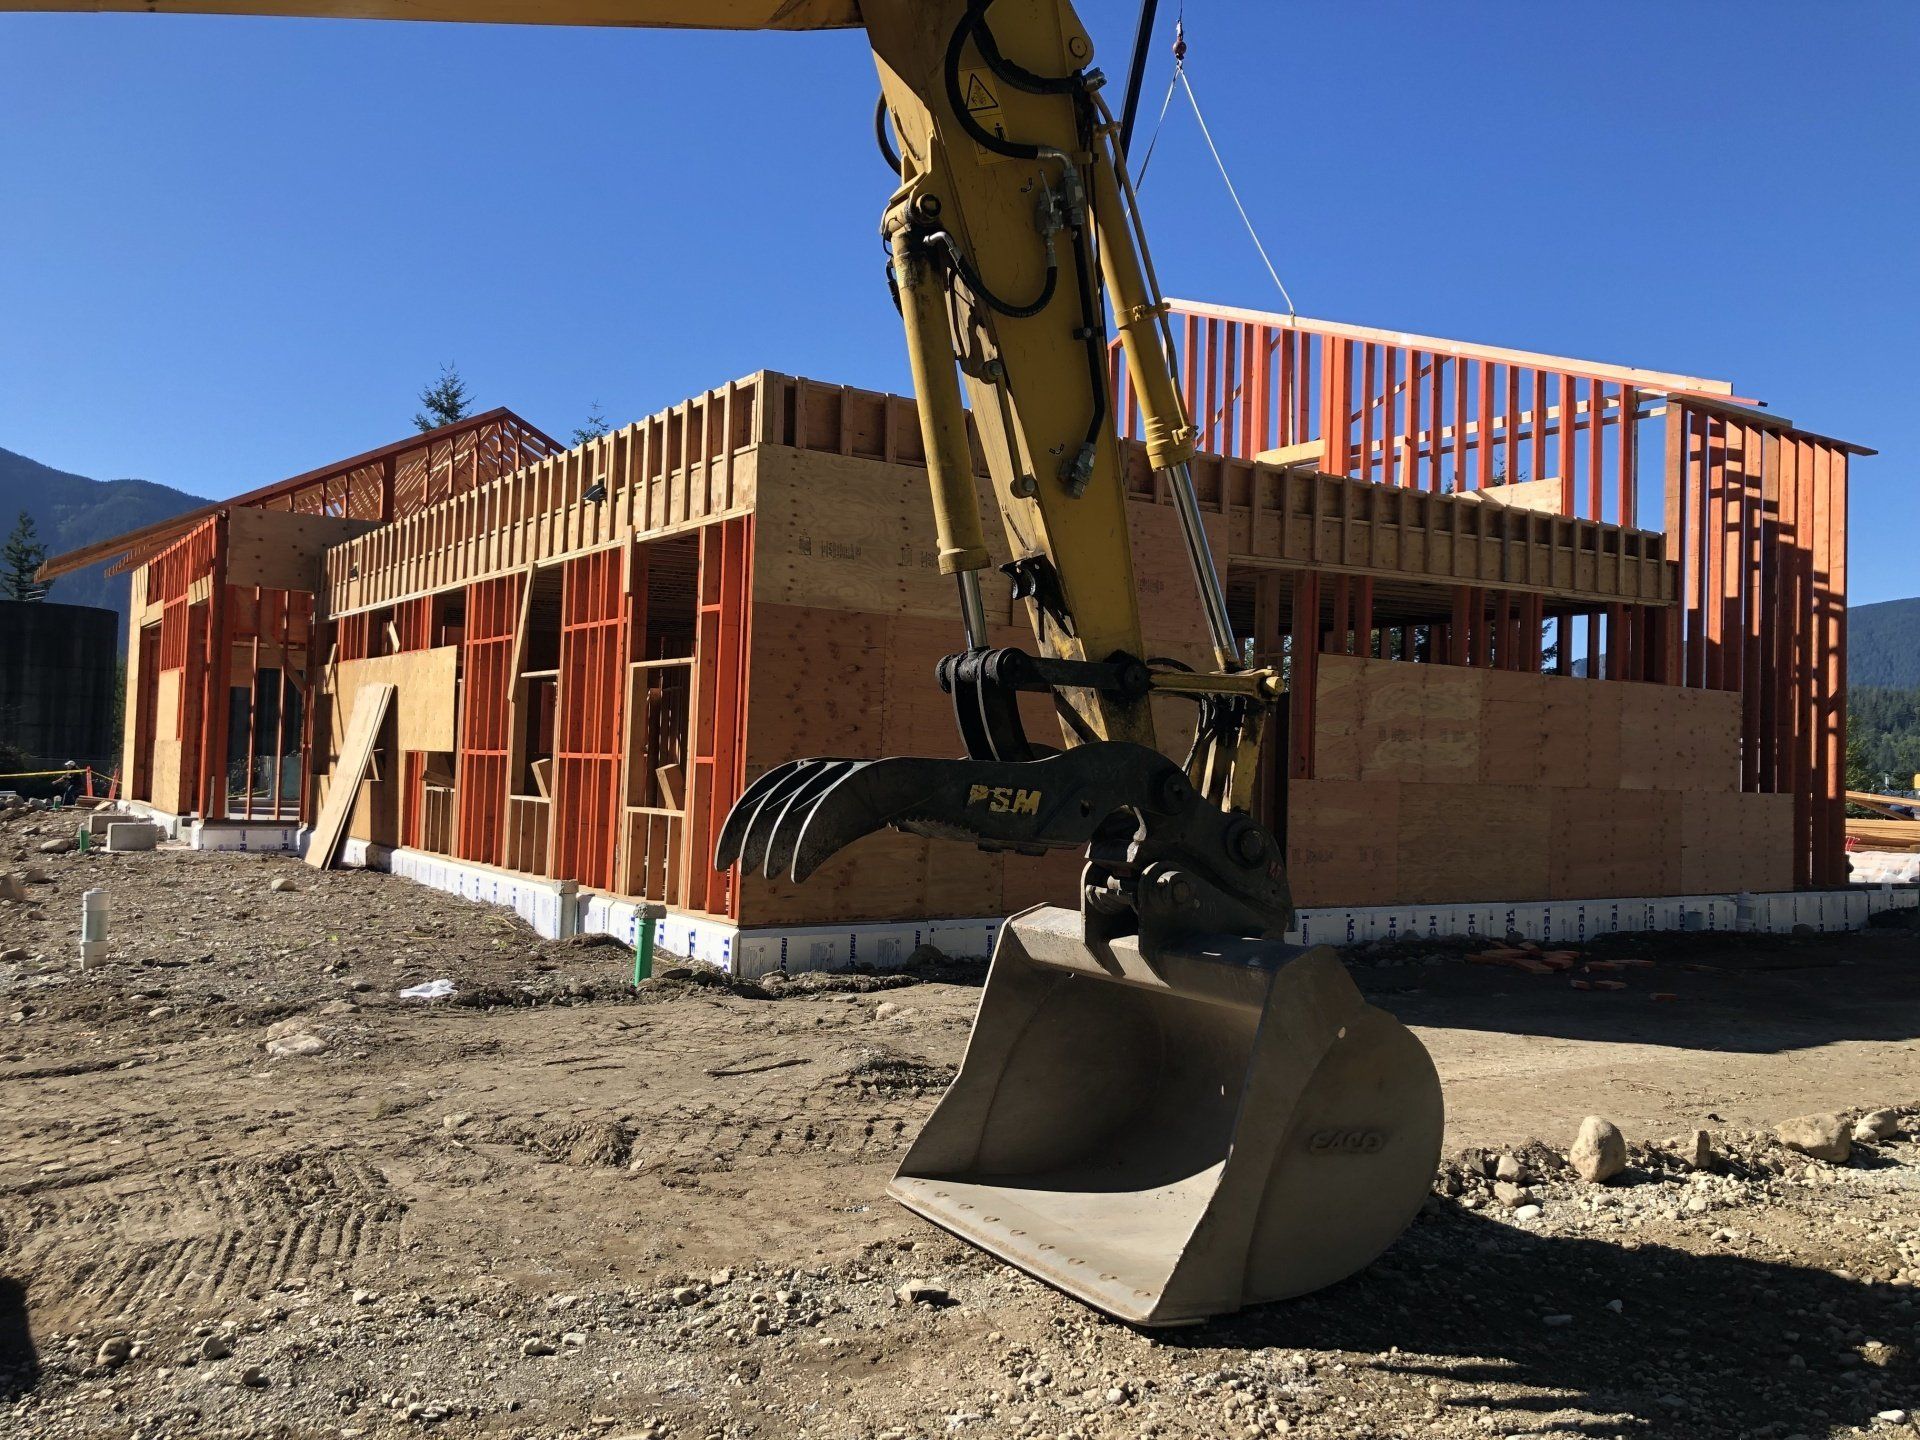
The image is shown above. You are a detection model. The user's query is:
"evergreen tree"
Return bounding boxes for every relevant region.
[1846,732,1873,795]
[414,363,473,432]
[2,511,49,601]
[571,402,611,447]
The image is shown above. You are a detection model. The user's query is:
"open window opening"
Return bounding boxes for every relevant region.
[620,533,701,902]
[501,565,564,873]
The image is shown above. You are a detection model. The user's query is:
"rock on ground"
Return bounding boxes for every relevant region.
[1776,1112,1851,1163]
[264,1031,330,1059]
[1570,1115,1628,1183]
[1492,1180,1533,1208]
[1854,1109,1899,1142]
[1686,1127,1715,1170]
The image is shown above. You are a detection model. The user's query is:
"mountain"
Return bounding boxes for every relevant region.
[0,446,205,646]
[1851,598,1920,689]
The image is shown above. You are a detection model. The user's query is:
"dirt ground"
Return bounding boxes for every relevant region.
[2,810,1919,1440]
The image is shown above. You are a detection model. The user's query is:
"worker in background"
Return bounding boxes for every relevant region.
[57,761,82,808]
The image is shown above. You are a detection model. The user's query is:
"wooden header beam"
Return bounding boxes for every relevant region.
[1163,296,1745,402]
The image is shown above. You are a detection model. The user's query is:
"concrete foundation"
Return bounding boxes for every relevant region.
[118,806,1915,976]
[339,840,578,939]
[330,838,1920,977]
[194,820,302,853]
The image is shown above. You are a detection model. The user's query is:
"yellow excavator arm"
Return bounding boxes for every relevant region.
[3,0,1444,1325]
[10,0,860,26]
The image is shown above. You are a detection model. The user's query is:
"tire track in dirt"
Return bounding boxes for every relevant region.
[498,1078,947,1173]
[0,1150,405,1326]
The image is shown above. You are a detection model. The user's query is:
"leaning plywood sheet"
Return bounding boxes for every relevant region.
[308,683,394,870]
[330,648,458,755]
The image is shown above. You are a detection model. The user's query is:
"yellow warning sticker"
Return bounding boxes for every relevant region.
[960,69,1000,115]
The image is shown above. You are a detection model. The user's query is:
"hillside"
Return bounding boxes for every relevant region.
[1850,597,1920,689]
[0,446,204,642]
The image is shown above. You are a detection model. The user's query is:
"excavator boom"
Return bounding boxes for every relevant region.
[0,0,1444,1323]
[4,0,862,27]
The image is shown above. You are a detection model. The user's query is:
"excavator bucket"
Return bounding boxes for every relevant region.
[889,905,1444,1326]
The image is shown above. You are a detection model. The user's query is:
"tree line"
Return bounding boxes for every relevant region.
[1851,686,1920,793]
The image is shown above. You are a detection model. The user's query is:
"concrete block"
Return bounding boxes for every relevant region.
[83,809,129,838]
[104,821,160,853]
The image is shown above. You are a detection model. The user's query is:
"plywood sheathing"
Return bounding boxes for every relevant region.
[1289,655,1791,907]
[225,508,377,594]
[149,669,183,814]
[733,433,1220,927]
[1131,449,1674,607]
[304,370,1706,928]
[321,648,458,846]
[327,649,459,755]
[122,566,150,790]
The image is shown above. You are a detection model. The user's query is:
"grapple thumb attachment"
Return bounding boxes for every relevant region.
[713,744,1219,885]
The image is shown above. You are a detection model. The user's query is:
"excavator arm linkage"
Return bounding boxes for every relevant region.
[0,0,1445,1324]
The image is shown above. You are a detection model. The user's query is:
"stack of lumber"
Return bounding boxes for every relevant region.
[1847,791,1920,853]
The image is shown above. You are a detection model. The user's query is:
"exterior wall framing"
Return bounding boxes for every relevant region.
[310,368,1774,929]
[91,306,1865,933]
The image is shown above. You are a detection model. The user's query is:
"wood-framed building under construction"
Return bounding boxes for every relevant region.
[59,300,1872,953]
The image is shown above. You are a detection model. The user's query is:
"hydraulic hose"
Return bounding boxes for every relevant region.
[874,94,901,176]
[944,0,1040,161]
[924,229,1057,320]
[940,0,1113,490]
[964,0,1081,96]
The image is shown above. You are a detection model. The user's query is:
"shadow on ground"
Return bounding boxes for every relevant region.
[1354,925,1920,1055]
[0,1276,38,1399]
[1170,1205,1914,1437]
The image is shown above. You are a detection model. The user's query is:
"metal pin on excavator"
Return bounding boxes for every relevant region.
[6,0,1445,1324]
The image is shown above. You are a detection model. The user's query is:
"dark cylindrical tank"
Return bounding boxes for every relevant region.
[0,600,121,773]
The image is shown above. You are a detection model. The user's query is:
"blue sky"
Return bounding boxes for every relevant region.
[1,2,1914,603]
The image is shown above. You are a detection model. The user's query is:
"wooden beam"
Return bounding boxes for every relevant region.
[1163,296,1744,400]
